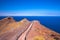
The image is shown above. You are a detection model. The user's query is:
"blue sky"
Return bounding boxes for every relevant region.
[0,0,60,16]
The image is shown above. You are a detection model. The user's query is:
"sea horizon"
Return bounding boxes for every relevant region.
[0,16,60,33]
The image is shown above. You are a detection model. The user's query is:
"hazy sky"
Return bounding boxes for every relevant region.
[0,0,60,16]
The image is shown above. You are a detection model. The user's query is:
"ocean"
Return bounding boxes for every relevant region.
[0,16,60,33]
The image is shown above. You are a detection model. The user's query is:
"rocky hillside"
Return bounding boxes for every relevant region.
[0,17,60,40]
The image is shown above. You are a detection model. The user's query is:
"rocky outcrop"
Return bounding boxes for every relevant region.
[0,17,15,31]
[0,17,60,40]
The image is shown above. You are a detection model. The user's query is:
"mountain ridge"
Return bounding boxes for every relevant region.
[0,17,60,40]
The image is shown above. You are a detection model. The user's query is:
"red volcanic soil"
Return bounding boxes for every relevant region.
[0,17,60,40]
[26,21,60,40]
[0,17,31,40]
